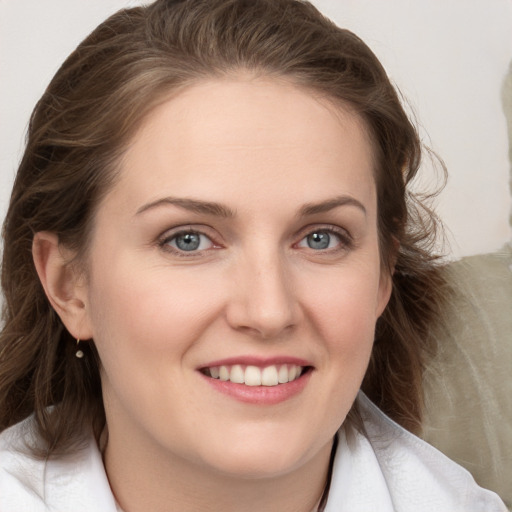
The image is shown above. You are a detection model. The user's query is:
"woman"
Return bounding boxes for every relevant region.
[0,0,506,510]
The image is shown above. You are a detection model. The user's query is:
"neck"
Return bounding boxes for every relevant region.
[104,430,333,512]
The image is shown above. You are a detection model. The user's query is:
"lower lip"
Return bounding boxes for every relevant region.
[200,370,312,405]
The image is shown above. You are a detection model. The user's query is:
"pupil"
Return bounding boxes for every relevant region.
[308,232,330,250]
[176,233,200,251]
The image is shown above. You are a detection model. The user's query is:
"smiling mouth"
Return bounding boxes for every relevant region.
[200,364,310,387]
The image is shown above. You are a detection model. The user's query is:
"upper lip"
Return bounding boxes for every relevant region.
[198,355,313,369]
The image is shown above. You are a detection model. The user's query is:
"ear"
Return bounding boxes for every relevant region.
[376,237,399,317]
[376,268,393,317]
[32,232,93,340]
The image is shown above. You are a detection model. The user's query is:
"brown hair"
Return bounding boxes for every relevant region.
[0,0,446,455]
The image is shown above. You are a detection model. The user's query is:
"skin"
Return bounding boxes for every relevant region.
[34,76,392,512]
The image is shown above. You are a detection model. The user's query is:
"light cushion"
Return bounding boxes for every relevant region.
[422,246,512,509]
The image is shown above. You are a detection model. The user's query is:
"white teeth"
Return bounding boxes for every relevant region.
[278,365,289,384]
[206,364,304,386]
[244,366,262,386]
[230,364,244,384]
[261,366,279,386]
[219,365,229,381]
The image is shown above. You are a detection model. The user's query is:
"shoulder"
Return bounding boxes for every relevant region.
[0,417,117,512]
[324,392,507,512]
[0,416,48,510]
[325,393,507,511]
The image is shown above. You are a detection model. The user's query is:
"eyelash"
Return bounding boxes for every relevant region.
[158,228,218,257]
[157,225,353,257]
[294,225,354,253]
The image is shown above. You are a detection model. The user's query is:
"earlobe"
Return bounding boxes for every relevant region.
[32,232,93,340]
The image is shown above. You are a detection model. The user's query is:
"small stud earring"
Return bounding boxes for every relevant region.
[75,339,84,359]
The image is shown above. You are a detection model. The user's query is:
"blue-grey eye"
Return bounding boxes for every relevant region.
[307,232,330,249]
[168,232,212,252]
[298,230,341,250]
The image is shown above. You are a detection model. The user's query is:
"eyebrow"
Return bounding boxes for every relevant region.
[135,194,366,218]
[136,197,236,218]
[299,195,367,217]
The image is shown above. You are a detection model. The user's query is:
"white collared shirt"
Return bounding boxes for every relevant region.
[0,393,507,512]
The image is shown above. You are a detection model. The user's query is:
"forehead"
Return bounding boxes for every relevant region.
[107,77,376,215]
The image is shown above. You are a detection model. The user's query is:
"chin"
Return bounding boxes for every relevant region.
[193,428,331,480]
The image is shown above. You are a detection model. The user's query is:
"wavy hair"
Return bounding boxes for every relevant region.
[0,0,446,455]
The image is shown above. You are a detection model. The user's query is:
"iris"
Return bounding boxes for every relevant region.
[307,231,331,250]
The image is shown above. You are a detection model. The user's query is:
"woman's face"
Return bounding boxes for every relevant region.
[80,77,391,478]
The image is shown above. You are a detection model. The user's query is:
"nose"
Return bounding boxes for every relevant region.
[225,250,301,339]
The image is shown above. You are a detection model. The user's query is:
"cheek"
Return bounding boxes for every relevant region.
[86,257,225,359]
[85,261,224,422]
[293,267,380,435]
[301,265,382,346]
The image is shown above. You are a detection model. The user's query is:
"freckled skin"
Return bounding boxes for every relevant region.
[78,77,392,512]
